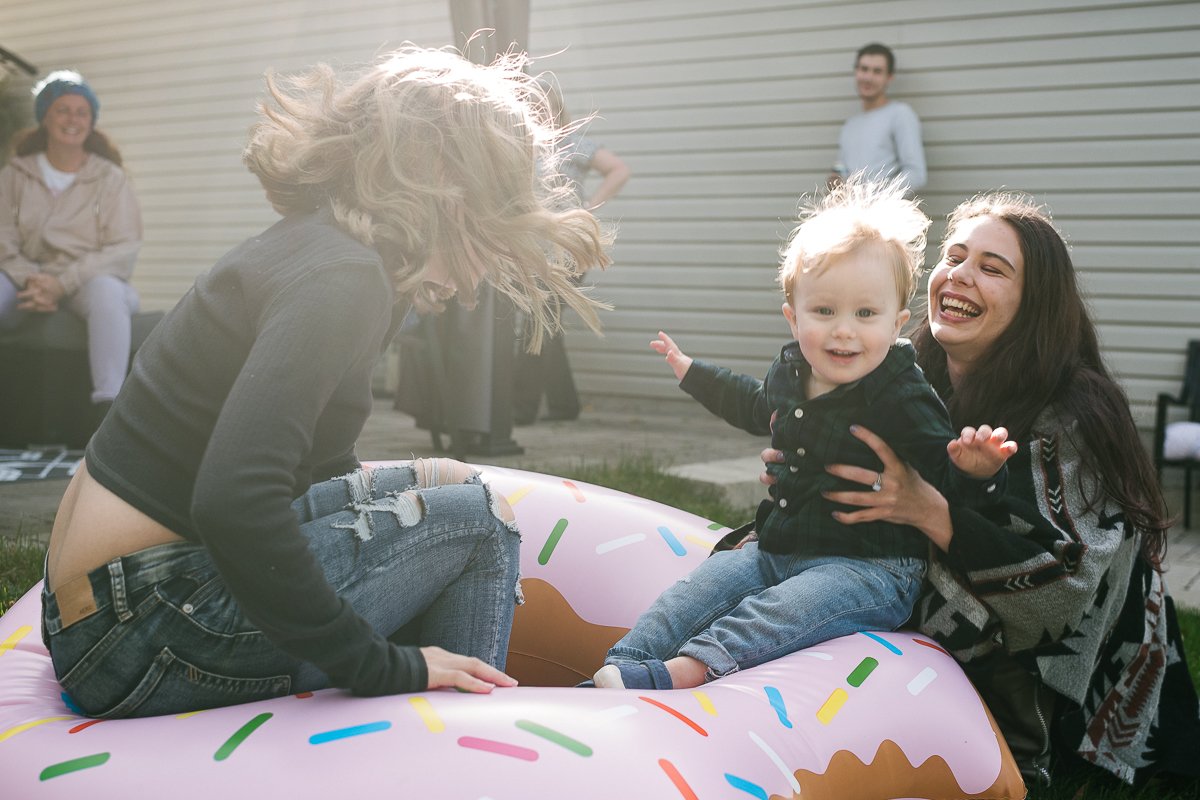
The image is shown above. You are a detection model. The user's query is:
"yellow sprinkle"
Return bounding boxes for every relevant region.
[684,534,718,551]
[0,625,31,658]
[816,688,848,725]
[175,709,209,720]
[0,716,71,743]
[691,690,717,716]
[409,696,445,733]
[506,486,534,506]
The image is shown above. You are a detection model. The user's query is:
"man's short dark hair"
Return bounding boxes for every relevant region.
[856,43,895,74]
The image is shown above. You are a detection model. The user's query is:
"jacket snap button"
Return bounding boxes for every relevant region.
[778,498,788,508]
[182,603,194,614]
[796,447,806,457]
[794,408,803,418]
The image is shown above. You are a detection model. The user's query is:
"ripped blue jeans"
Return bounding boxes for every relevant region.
[41,462,522,718]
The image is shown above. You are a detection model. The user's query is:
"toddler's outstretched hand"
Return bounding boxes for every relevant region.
[650,331,693,382]
[948,425,1018,479]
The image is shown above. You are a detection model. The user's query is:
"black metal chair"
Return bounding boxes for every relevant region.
[1154,340,1200,529]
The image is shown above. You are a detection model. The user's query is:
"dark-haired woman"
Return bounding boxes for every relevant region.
[764,193,1200,789]
[0,70,142,421]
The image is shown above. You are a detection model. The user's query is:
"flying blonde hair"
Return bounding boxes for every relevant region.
[779,176,930,307]
[242,45,611,351]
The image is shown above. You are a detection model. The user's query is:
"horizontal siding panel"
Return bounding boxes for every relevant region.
[3,0,1196,411]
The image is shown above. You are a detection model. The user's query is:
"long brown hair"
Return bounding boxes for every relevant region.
[12,126,123,166]
[913,193,1169,565]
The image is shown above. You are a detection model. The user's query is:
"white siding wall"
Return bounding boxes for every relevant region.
[2,0,1197,428]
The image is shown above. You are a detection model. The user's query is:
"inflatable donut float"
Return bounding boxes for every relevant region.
[0,464,1024,799]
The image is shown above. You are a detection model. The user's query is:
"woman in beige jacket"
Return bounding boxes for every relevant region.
[0,70,142,421]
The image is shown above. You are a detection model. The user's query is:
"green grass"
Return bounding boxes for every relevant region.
[3,459,1197,797]
[0,534,45,614]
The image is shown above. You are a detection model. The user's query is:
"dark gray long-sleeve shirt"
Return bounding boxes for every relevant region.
[86,208,426,696]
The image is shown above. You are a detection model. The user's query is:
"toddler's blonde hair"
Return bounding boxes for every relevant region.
[779,177,930,308]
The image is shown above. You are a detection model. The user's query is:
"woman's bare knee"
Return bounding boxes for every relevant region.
[412,458,477,488]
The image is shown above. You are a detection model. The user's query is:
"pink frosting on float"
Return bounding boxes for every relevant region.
[0,465,1021,799]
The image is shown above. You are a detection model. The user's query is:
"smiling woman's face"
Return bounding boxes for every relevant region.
[927,215,1025,373]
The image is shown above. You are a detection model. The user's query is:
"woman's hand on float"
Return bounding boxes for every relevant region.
[822,425,955,552]
[421,646,518,693]
[650,331,693,382]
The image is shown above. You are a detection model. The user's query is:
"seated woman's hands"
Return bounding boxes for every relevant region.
[421,646,519,693]
[17,273,65,313]
[948,425,1017,479]
[760,426,956,551]
[650,331,693,382]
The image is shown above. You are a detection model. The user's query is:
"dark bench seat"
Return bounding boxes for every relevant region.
[0,310,163,448]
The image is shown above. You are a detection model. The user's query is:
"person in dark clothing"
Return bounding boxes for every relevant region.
[40,46,609,718]
[766,192,1200,789]
[594,179,1012,692]
[513,77,630,425]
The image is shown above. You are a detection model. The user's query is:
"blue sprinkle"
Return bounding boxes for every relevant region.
[656,526,687,557]
[764,685,793,728]
[309,720,391,744]
[725,773,769,799]
[860,631,903,655]
[60,692,83,715]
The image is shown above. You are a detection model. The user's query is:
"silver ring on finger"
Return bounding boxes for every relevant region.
[871,472,883,492]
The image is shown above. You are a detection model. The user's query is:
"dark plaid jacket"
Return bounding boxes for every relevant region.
[681,339,1004,559]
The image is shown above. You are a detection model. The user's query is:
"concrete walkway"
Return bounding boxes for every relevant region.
[3,396,1197,608]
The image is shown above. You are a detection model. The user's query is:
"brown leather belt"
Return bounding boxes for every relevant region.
[53,572,100,630]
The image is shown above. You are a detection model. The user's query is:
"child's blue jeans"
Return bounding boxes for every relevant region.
[41,464,521,718]
[605,542,924,680]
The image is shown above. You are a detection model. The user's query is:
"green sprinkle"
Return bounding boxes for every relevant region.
[40,752,110,781]
[846,657,878,688]
[516,719,592,756]
[537,519,569,565]
[214,712,273,761]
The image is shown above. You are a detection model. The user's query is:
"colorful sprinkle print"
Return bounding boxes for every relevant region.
[409,696,444,733]
[59,692,83,715]
[505,485,534,506]
[846,657,878,687]
[908,667,938,696]
[562,480,587,503]
[0,716,70,743]
[309,720,391,744]
[914,638,951,656]
[638,696,708,736]
[764,686,793,728]
[457,736,538,761]
[683,533,718,551]
[860,631,903,655]
[39,752,109,781]
[595,533,646,554]
[537,518,569,565]
[515,719,592,756]
[68,720,103,734]
[749,730,802,794]
[724,772,769,799]
[706,522,724,530]
[656,526,687,556]
[658,758,699,800]
[816,687,849,725]
[691,690,717,717]
[214,712,272,761]
[0,625,30,658]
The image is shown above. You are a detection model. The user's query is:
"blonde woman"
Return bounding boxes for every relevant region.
[40,46,609,718]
